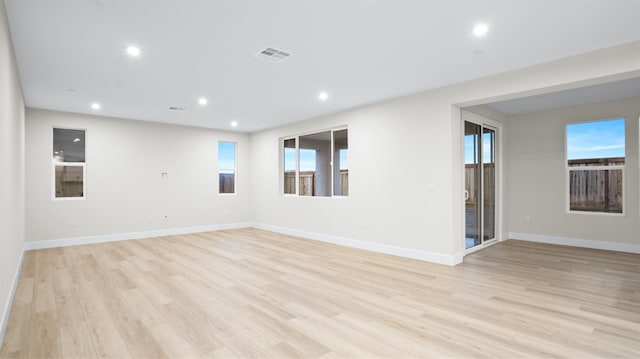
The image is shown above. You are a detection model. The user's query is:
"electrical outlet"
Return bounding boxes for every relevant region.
[147,214,153,221]
[69,218,77,227]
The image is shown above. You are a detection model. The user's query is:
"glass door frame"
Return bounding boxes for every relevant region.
[462,110,503,255]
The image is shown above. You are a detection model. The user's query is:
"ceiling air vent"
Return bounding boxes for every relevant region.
[168,106,187,111]
[254,47,292,63]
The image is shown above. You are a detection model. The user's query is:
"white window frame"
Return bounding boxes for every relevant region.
[52,127,86,201]
[218,141,237,195]
[565,118,625,216]
[281,126,348,198]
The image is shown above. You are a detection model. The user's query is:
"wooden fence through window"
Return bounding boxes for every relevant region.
[568,157,624,213]
[464,159,623,213]
[464,163,495,206]
[219,173,235,194]
[284,170,348,196]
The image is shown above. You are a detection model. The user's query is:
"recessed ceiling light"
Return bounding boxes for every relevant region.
[318,91,329,101]
[230,121,238,127]
[73,138,81,142]
[91,102,101,110]
[473,23,489,37]
[125,45,141,57]
[198,97,208,106]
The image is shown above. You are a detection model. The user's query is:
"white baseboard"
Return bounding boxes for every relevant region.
[509,232,640,254]
[0,248,25,348]
[26,222,459,267]
[252,223,462,266]
[452,252,464,264]
[24,222,252,250]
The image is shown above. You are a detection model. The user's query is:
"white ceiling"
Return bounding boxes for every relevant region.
[5,0,640,132]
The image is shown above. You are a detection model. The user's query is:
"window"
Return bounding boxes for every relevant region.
[333,129,348,196]
[218,141,236,194]
[282,128,348,197]
[53,128,86,199]
[283,138,297,194]
[566,118,625,214]
[299,148,318,196]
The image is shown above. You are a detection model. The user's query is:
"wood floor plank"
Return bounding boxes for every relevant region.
[267,341,308,359]
[73,281,132,359]
[19,251,36,279]
[237,304,329,357]
[0,304,31,357]
[155,302,223,355]
[119,288,167,329]
[27,310,61,359]
[32,281,56,314]
[146,322,200,359]
[11,278,33,306]
[59,323,98,359]
[2,229,639,358]
[54,289,85,327]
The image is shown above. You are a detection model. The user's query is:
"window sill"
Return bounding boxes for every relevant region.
[567,210,625,217]
[53,197,86,201]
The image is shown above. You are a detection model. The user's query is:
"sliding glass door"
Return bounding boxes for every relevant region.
[464,118,497,251]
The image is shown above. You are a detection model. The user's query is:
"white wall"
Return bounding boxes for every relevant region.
[251,95,460,263]
[17,41,640,267]
[25,109,252,243]
[250,41,640,263]
[507,97,640,247]
[0,0,25,345]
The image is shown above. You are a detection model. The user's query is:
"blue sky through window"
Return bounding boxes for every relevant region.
[218,142,236,173]
[299,149,316,171]
[464,133,493,164]
[567,118,625,160]
[284,147,296,172]
[339,149,348,170]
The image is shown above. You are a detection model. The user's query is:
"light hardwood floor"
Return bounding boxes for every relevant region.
[1,228,639,358]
